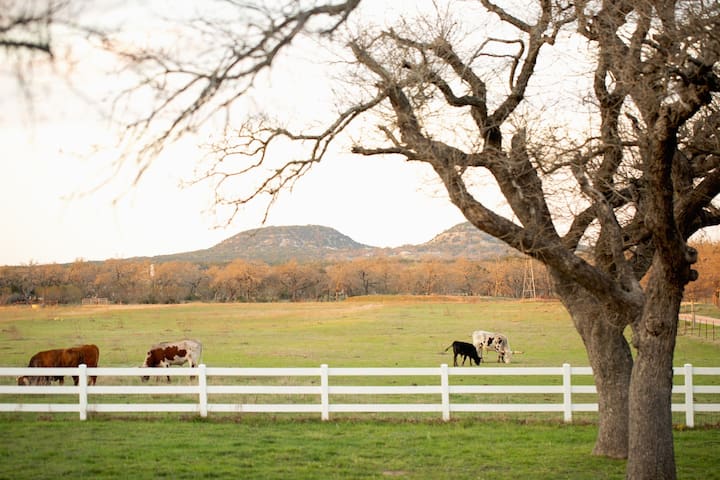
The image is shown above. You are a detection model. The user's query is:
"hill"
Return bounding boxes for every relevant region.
[150,222,514,265]
[393,222,512,259]
[152,225,373,264]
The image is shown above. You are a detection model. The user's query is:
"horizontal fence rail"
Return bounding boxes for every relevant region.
[1,364,718,425]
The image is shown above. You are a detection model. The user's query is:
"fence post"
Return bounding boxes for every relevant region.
[562,363,572,423]
[198,364,208,418]
[320,364,329,421]
[78,364,88,421]
[684,363,694,428]
[441,364,450,421]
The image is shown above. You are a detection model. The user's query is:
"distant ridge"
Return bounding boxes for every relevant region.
[149,222,514,265]
[400,222,512,259]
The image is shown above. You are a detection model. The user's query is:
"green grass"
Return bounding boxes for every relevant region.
[0,417,716,480]
[0,298,719,479]
[0,417,624,479]
[2,298,717,367]
[680,302,720,318]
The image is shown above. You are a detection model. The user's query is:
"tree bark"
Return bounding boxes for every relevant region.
[553,273,632,459]
[626,263,681,480]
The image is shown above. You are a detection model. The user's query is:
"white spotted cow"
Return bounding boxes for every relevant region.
[471,330,513,364]
[141,339,202,382]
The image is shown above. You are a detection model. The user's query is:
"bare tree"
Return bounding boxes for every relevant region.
[101,1,719,478]
[1,0,72,103]
[0,0,66,56]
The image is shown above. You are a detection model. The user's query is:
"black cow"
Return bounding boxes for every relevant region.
[444,340,482,366]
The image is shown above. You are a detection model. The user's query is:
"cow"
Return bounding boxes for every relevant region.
[489,334,513,364]
[472,330,513,364]
[17,348,63,385]
[141,339,202,382]
[17,344,100,385]
[444,340,482,366]
[66,344,100,385]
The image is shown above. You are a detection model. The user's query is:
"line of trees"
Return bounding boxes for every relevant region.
[2,240,720,305]
[0,255,554,304]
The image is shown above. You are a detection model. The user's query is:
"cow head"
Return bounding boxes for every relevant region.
[141,350,157,382]
[143,351,156,366]
[497,337,512,363]
[503,349,513,363]
[17,375,48,385]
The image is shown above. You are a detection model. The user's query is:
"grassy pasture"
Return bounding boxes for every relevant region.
[1,297,719,479]
[2,296,718,367]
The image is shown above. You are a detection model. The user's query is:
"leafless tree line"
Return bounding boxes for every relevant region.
[0,255,556,304]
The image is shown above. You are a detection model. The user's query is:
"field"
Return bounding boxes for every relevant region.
[0,297,719,479]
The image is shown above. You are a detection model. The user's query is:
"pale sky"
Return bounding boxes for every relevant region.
[0,44,466,266]
[0,103,466,266]
[0,1,482,267]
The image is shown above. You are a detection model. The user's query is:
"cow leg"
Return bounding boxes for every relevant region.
[189,357,197,380]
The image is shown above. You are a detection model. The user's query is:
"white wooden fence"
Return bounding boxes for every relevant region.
[1,364,718,426]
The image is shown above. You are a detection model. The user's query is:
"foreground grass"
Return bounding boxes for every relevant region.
[0,417,716,480]
[0,418,619,479]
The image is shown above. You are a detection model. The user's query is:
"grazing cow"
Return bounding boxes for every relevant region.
[17,348,63,385]
[489,334,513,364]
[17,344,100,385]
[444,340,482,366]
[141,339,202,382]
[65,344,100,385]
[472,330,513,364]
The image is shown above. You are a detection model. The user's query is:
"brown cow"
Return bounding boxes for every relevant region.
[17,344,100,386]
[64,344,100,385]
[16,348,64,385]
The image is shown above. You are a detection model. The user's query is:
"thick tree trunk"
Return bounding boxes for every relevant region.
[589,326,632,459]
[627,338,676,479]
[626,267,681,480]
[553,274,633,459]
